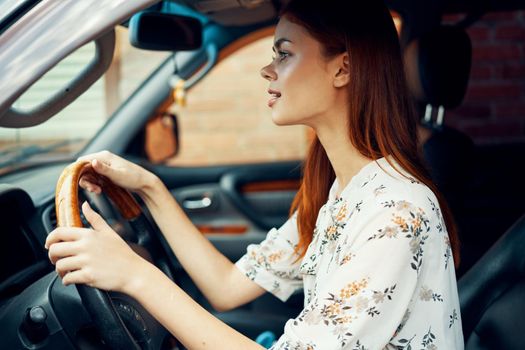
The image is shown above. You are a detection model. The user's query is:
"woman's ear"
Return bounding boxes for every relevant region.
[333,53,350,88]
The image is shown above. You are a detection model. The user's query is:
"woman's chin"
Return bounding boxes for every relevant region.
[272,115,310,128]
[271,111,297,126]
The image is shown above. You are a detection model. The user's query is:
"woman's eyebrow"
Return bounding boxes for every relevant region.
[273,38,292,51]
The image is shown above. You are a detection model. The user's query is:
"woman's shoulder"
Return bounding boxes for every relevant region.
[358,157,439,211]
[342,159,444,241]
[340,161,450,266]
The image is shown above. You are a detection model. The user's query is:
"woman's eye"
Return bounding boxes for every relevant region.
[277,51,289,61]
[272,51,289,62]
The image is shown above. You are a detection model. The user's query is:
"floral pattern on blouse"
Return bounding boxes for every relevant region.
[235,157,464,349]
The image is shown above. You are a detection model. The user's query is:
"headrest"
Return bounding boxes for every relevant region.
[405,26,472,109]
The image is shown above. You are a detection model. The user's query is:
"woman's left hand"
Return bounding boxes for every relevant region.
[45,201,145,293]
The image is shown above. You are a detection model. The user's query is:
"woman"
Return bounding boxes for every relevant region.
[46,0,464,348]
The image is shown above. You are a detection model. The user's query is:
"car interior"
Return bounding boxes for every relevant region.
[0,0,523,349]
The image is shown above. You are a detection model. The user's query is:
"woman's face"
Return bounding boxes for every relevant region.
[260,16,346,128]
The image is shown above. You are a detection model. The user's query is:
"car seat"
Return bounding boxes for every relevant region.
[458,214,525,350]
[404,25,473,195]
[404,25,479,276]
[404,25,525,278]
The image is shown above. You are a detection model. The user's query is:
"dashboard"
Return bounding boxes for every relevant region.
[0,162,71,301]
[0,184,52,305]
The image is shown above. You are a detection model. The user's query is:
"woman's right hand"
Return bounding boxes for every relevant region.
[77,151,157,195]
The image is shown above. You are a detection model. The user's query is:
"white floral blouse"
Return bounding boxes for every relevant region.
[235,157,464,350]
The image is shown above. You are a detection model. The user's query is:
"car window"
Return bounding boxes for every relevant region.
[13,42,98,112]
[0,27,169,175]
[163,36,310,167]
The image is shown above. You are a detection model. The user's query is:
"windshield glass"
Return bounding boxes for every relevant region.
[0,27,169,175]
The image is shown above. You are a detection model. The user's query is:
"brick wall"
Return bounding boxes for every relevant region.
[444,10,525,144]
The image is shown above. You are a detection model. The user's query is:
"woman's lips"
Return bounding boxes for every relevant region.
[268,89,281,108]
[268,96,279,107]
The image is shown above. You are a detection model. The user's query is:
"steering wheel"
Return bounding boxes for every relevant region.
[55,161,172,350]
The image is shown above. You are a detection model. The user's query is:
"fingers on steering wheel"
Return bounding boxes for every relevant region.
[82,202,111,231]
[62,269,93,286]
[91,158,113,178]
[55,256,84,278]
[77,150,113,164]
[45,227,84,249]
[79,178,102,194]
[79,172,102,194]
[48,241,81,265]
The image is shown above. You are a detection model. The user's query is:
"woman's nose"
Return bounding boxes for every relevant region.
[260,63,276,81]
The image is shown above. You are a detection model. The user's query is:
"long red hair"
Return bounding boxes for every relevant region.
[283,0,461,268]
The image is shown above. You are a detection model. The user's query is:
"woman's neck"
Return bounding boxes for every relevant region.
[315,122,373,196]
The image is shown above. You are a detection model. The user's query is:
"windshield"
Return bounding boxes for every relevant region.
[0,27,169,176]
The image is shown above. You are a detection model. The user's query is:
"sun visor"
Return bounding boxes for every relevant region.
[0,0,160,128]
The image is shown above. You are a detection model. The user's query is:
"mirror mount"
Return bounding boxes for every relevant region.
[172,42,218,90]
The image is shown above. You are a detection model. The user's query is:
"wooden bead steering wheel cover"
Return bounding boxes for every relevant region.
[55,160,141,227]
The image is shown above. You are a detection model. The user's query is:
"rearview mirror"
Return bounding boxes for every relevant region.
[129,12,202,51]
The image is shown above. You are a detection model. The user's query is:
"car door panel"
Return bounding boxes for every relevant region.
[149,161,301,231]
[219,162,301,230]
[171,183,267,263]
[147,160,304,333]
[150,161,301,261]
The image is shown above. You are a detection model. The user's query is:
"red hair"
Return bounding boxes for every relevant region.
[283,0,461,268]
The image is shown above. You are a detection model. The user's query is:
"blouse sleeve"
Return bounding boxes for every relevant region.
[235,213,303,302]
[270,201,425,349]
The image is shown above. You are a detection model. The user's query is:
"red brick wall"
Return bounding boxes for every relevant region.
[444,11,525,144]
